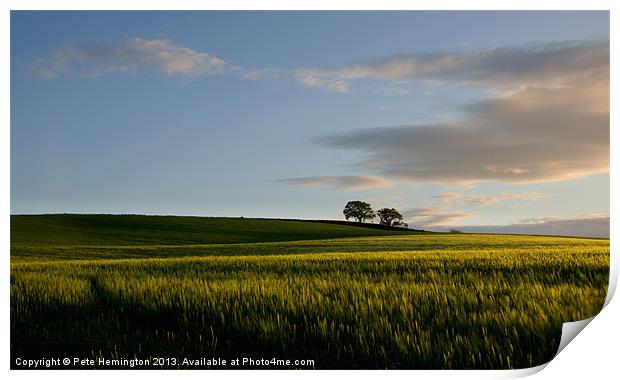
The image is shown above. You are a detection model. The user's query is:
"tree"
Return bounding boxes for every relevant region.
[343,201,375,223]
[377,208,405,227]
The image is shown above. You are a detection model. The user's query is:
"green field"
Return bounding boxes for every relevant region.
[10,214,609,369]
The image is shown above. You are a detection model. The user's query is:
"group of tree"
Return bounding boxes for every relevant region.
[342,200,408,228]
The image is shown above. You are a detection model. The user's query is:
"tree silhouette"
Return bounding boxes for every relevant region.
[377,208,405,227]
[343,201,375,223]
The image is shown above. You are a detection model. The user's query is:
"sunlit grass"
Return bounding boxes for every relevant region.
[11,233,609,369]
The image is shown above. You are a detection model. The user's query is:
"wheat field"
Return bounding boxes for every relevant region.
[10,215,609,369]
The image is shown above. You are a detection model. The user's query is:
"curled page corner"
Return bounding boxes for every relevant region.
[511,317,596,378]
[555,316,595,356]
[603,260,618,308]
[506,362,549,378]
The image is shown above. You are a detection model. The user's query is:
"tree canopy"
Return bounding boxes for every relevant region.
[343,201,375,223]
[377,208,405,227]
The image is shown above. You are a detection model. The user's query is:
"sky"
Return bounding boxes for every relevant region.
[10,11,610,237]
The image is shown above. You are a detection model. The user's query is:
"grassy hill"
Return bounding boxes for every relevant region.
[11,214,419,247]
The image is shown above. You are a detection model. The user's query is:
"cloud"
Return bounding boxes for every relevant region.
[294,68,350,93]
[434,191,549,206]
[229,65,283,80]
[402,205,471,227]
[365,194,402,203]
[281,175,393,191]
[33,38,228,79]
[315,38,609,185]
[295,38,609,93]
[437,214,609,238]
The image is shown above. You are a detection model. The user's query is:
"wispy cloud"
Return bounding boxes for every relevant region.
[513,212,609,225]
[295,38,609,93]
[281,175,393,191]
[365,194,402,204]
[315,38,609,185]
[402,205,471,227]
[294,68,350,93]
[434,191,550,206]
[33,38,273,80]
[438,214,609,238]
[230,65,283,80]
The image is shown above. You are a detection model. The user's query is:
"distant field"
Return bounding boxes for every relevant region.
[10,215,609,369]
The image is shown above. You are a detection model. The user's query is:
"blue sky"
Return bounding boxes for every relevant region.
[10,11,610,236]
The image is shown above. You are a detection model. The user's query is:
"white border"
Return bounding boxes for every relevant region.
[3,1,617,379]
[1,0,616,11]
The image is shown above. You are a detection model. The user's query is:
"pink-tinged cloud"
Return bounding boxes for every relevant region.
[294,68,350,93]
[438,214,609,238]
[295,38,609,93]
[33,38,228,79]
[433,191,550,206]
[282,175,393,191]
[402,205,471,227]
[316,39,609,184]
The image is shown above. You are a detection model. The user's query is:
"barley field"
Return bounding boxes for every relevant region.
[10,215,609,369]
